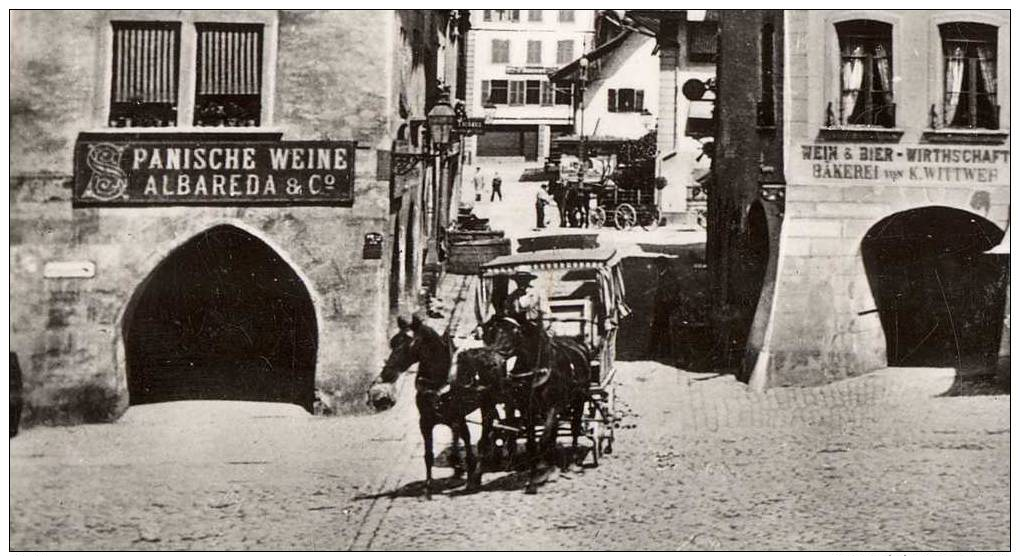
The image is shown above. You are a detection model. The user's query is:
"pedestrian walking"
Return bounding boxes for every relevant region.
[535,182,553,229]
[472,167,486,203]
[490,172,503,202]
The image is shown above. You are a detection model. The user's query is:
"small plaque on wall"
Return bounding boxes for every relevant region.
[43,261,96,279]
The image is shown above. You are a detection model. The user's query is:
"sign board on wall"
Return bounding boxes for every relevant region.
[792,144,1009,186]
[73,138,356,206]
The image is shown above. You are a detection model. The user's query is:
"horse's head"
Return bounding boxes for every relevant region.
[379,318,421,383]
[481,316,523,356]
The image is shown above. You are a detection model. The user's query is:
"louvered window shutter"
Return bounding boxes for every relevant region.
[481,80,492,104]
[608,89,617,112]
[635,90,644,112]
[109,21,181,127]
[194,23,264,127]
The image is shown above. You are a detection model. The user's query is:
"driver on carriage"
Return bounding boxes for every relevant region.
[503,270,551,334]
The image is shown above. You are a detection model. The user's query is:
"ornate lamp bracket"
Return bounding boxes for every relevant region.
[392,151,429,176]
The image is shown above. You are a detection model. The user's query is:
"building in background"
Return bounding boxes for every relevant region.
[625,10,717,226]
[548,16,659,141]
[9,10,467,425]
[463,9,595,161]
[712,10,1010,388]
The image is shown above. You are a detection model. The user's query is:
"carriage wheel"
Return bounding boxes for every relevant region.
[614,203,637,230]
[696,209,708,230]
[640,207,662,230]
[589,207,606,228]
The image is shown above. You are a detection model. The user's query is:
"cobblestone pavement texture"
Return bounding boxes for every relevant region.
[10,361,1009,551]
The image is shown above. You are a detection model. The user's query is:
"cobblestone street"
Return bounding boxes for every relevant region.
[10,361,1009,551]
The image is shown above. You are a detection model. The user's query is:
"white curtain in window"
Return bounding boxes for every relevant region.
[873,43,893,108]
[841,42,865,123]
[975,44,997,98]
[943,44,965,125]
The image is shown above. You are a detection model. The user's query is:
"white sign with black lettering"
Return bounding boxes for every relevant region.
[793,143,1009,186]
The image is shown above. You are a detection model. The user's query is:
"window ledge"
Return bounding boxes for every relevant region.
[921,129,1009,145]
[80,127,285,142]
[817,127,904,143]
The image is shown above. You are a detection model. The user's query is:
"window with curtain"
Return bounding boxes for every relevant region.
[109,21,181,127]
[509,81,525,105]
[529,10,543,22]
[556,40,575,64]
[488,80,508,104]
[490,10,520,23]
[527,40,543,64]
[194,23,263,127]
[558,10,575,23]
[540,81,555,105]
[836,20,894,127]
[491,39,510,64]
[939,22,998,129]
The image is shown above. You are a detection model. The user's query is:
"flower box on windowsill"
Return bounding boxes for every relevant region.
[921,128,1009,145]
[82,127,285,143]
[816,126,904,143]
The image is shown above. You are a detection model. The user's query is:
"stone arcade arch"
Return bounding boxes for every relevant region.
[861,206,1007,370]
[122,225,318,411]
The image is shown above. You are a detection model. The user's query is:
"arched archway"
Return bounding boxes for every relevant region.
[861,206,1006,370]
[123,225,318,411]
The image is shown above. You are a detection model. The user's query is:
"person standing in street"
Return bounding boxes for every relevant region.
[490,172,503,202]
[472,167,486,203]
[535,182,553,229]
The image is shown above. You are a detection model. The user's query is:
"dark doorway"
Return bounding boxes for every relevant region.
[124,225,318,411]
[862,207,1006,370]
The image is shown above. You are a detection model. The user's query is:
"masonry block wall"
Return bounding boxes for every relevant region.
[9,10,409,424]
[755,10,1011,387]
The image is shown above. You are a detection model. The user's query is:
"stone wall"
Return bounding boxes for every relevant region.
[752,10,1011,387]
[9,10,408,425]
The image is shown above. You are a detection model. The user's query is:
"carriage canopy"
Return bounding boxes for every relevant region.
[473,248,631,335]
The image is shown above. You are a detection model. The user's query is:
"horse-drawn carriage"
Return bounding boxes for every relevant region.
[374,247,630,495]
[472,247,631,465]
[552,133,661,230]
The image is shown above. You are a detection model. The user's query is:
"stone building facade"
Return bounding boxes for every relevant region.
[9,10,467,425]
[711,10,1010,388]
[463,9,595,161]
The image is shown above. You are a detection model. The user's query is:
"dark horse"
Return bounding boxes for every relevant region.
[481,316,592,494]
[375,318,502,498]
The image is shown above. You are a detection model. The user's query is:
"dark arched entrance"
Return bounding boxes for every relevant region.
[862,207,1006,370]
[124,225,317,411]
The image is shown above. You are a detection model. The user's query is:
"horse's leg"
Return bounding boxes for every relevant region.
[540,405,568,472]
[449,429,464,478]
[454,417,480,491]
[523,404,539,495]
[479,402,496,460]
[420,418,435,500]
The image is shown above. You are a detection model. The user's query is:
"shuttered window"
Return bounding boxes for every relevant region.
[109,21,181,127]
[556,40,574,64]
[608,88,645,112]
[491,39,510,64]
[527,40,542,64]
[528,10,543,22]
[194,23,263,127]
